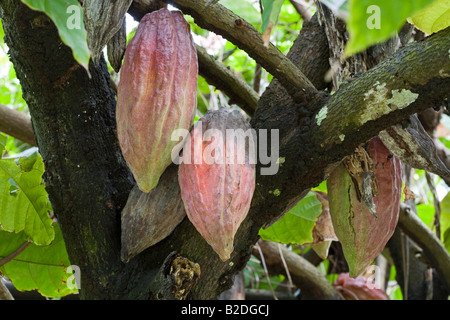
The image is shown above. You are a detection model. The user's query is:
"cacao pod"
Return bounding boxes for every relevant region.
[327,137,402,277]
[333,273,389,300]
[178,108,256,261]
[116,8,198,193]
[120,164,186,263]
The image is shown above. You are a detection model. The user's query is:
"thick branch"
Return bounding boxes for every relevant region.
[311,26,450,155]
[196,45,259,116]
[0,104,36,146]
[252,240,341,300]
[164,0,317,96]
[398,203,450,290]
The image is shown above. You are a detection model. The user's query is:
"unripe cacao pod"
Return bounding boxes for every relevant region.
[120,164,186,263]
[178,109,256,261]
[116,8,198,193]
[333,273,389,300]
[327,137,402,277]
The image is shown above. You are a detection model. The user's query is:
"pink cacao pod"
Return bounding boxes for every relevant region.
[327,137,402,277]
[116,8,198,193]
[178,109,256,261]
[334,273,389,300]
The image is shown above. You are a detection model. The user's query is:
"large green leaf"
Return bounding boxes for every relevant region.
[408,0,450,35]
[258,191,322,244]
[346,0,437,56]
[20,0,90,72]
[0,224,77,297]
[0,152,54,245]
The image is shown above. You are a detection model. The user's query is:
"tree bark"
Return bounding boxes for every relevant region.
[1,0,449,300]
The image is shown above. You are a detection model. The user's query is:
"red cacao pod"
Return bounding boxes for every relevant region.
[116,8,198,193]
[327,137,402,277]
[178,109,256,261]
[334,273,389,300]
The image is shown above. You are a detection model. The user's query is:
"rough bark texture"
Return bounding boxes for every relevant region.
[1,0,449,300]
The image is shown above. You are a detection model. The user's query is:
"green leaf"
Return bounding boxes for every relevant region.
[416,203,436,228]
[440,192,450,253]
[20,0,90,73]
[289,191,323,221]
[258,191,322,244]
[261,0,285,33]
[0,224,77,297]
[346,0,436,56]
[0,153,54,245]
[408,0,450,35]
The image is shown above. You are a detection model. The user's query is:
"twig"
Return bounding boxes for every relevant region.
[255,242,278,300]
[277,243,294,296]
[425,172,441,238]
[0,241,31,267]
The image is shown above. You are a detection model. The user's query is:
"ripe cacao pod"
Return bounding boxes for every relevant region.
[116,8,198,193]
[333,273,389,300]
[178,109,256,261]
[327,137,402,277]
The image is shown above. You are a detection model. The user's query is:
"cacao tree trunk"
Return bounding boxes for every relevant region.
[1,0,449,299]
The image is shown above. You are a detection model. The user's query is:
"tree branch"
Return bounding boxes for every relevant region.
[196,45,259,116]
[163,0,317,96]
[252,240,341,300]
[0,104,36,146]
[2,0,449,300]
[398,203,450,290]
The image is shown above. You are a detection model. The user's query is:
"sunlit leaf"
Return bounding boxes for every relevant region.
[346,0,436,56]
[408,0,450,35]
[0,153,54,245]
[0,224,77,297]
[258,191,322,244]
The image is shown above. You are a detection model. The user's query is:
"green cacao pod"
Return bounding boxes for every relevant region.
[327,137,402,277]
[116,8,198,193]
[178,109,256,261]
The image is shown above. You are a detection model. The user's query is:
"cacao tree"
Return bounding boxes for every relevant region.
[0,0,449,302]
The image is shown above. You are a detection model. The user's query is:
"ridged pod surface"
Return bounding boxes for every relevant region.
[327,137,402,277]
[117,8,198,193]
[178,109,256,261]
[333,273,389,300]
